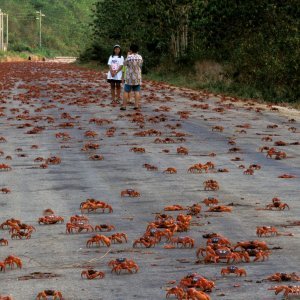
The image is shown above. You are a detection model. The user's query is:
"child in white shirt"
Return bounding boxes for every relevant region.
[107,45,124,103]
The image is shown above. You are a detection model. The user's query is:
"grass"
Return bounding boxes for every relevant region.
[0,50,27,59]
[144,70,300,110]
[74,60,105,71]
[144,70,262,98]
[0,48,59,62]
[72,60,300,110]
[32,48,57,58]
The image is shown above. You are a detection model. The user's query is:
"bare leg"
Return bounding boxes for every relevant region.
[110,82,116,102]
[111,89,115,102]
[134,92,141,108]
[122,92,129,108]
[116,83,121,100]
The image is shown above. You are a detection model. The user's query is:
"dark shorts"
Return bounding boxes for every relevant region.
[124,84,141,93]
[107,79,122,84]
[107,80,121,90]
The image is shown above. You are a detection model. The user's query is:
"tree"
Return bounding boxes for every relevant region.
[89,0,299,101]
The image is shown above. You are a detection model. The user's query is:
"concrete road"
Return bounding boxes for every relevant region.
[0,62,299,300]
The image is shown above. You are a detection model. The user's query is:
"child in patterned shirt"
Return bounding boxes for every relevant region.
[121,44,143,110]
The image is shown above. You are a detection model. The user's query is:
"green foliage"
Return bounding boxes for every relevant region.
[79,40,111,63]
[88,0,194,71]
[0,50,29,59]
[2,1,297,102]
[193,0,300,102]
[87,0,299,102]
[0,0,94,55]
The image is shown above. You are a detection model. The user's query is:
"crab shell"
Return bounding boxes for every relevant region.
[215,249,230,258]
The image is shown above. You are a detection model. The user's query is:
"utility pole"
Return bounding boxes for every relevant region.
[0,9,8,51]
[0,9,3,51]
[5,12,8,50]
[36,10,45,48]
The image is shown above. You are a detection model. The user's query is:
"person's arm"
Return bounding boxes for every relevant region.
[123,52,132,67]
[138,55,143,67]
[108,56,116,77]
[109,66,116,77]
[116,65,123,73]
[122,66,126,84]
[108,56,112,67]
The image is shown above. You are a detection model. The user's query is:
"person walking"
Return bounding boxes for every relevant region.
[120,44,143,110]
[107,45,124,104]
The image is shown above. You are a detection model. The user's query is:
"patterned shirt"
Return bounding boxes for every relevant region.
[124,53,143,85]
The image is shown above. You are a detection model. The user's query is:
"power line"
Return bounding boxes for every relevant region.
[11,14,35,16]
[0,9,46,50]
[10,17,36,19]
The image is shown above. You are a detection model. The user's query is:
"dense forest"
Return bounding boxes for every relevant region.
[83,0,299,102]
[0,0,94,55]
[0,1,298,102]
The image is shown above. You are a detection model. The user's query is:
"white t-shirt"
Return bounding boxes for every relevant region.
[107,55,124,80]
